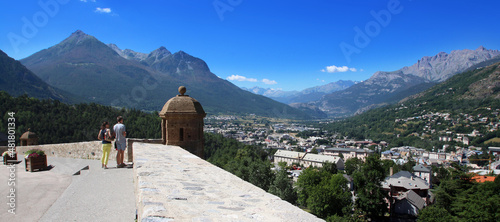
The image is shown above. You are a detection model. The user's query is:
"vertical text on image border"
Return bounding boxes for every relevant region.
[6,112,17,215]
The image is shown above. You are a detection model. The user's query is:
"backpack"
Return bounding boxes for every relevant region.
[98,129,115,142]
[104,129,115,142]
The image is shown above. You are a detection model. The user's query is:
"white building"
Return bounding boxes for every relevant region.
[413,164,432,186]
[324,148,374,161]
[273,150,344,170]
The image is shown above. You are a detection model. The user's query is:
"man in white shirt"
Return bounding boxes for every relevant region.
[113,116,127,168]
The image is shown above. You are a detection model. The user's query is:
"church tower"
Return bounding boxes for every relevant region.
[159,86,206,158]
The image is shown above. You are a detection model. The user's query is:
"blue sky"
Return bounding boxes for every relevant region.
[1,0,500,91]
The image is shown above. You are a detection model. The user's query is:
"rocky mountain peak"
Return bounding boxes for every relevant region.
[176,50,188,57]
[71,30,86,37]
[108,43,120,51]
[400,47,500,82]
[107,43,125,56]
[476,45,486,51]
[62,30,95,44]
[146,46,171,62]
[107,44,148,61]
[149,46,171,57]
[172,50,195,62]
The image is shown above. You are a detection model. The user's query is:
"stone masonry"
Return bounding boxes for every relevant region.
[134,142,324,221]
[159,86,206,158]
[12,139,324,221]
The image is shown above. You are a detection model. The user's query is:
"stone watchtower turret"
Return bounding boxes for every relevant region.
[159,86,206,158]
[20,128,38,146]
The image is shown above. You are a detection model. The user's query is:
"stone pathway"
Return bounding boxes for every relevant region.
[0,157,136,222]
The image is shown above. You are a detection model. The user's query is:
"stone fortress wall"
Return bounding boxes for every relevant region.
[16,141,116,160]
[12,140,323,221]
[15,138,162,162]
[134,142,323,221]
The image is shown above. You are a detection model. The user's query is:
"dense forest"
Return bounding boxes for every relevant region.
[204,133,275,191]
[0,92,161,144]
[419,163,500,222]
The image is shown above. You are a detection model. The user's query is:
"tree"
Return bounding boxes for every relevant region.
[296,167,352,219]
[429,163,500,221]
[296,168,327,207]
[277,161,287,170]
[268,168,297,204]
[205,134,275,192]
[321,161,338,175]
[316,139,330,145]
[306,174,352,218]
[418,206,455,222]
[327,208,368,222]
[339,153,344,159]
[381,159,400,176]
[248,160,274,191]
[431,166,450,186]
[352,155,388,218]
[451,182,500,221]
[310,147,319,154]
[344,157,363,175]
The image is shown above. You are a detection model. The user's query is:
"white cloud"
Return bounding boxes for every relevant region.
[262,79,277,85]
[226,75,258,82]
[95,7,112,13]
[80,0,96,2]
[227,75,278,85]
[321,65,358,73]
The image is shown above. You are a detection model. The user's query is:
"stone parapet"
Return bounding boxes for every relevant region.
[16,141,112,160]
[133,142,323,221]
[127,138,162,162]
[14,139,162,162]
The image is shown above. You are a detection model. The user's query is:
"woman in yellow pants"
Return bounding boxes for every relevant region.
[98,121,113,169]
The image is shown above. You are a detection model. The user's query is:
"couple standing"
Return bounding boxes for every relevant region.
[98,116,127,169]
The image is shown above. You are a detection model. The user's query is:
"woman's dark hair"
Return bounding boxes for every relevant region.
[101,121,109,130]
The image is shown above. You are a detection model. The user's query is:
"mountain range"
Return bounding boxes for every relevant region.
[242,80,358,104]
[0,49,81,103]
[295,46,500,117]
[2,30,500,120]
[17,30,310,119]
[323,60,500,149]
